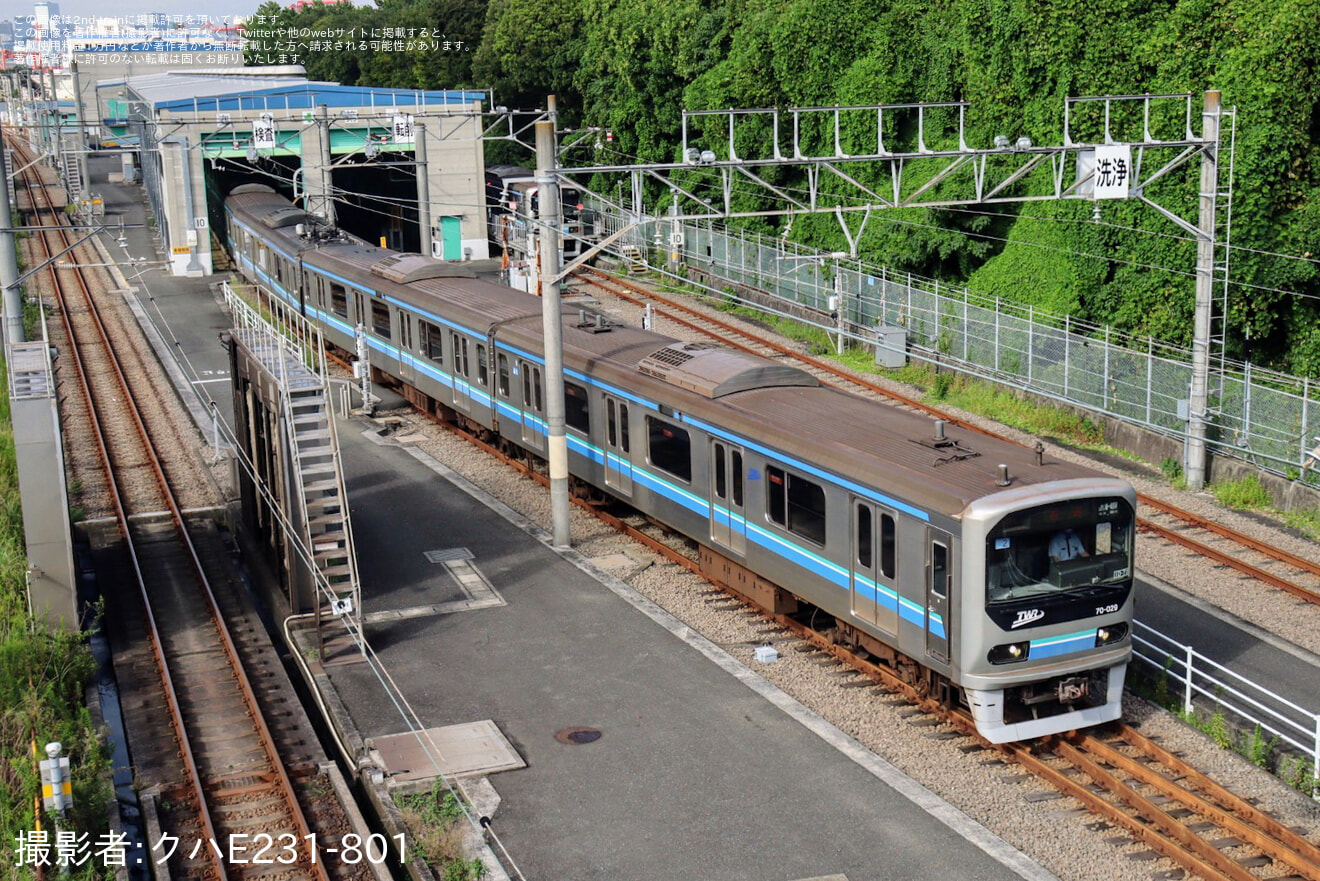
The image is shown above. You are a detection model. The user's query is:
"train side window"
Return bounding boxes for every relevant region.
[731,449,742,506]
[766,465,826,546]
[476,344,489,385]
[880,512,896,579]
[421,321,443,362]
[857,505,873,569]
[619,404,629,452]
[607,399,617,447]
[714,447,726,498]
[452,334,469,377]
[646,417,691,482]
[497,354,510,395]
[564,381,589,432]
[371,299,391,338]
[931,541,949,599]
[767,467,787,526]
[522,365,543,412]
[329,283,347,318]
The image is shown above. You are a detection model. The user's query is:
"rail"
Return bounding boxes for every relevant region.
[1132,619,1320,791]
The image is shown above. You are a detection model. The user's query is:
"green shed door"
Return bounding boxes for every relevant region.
[440,216,461,260]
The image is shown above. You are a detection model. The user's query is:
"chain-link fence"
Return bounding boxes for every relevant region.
[591,209,1320,481]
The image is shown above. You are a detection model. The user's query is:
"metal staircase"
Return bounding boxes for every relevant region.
[59,139,83,204]
[225,283,362,656]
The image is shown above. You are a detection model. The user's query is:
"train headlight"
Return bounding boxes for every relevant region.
[988,641,1030,664]
[1095,623,1129,647]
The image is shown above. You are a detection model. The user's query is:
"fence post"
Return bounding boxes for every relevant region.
[1244,361,1253,446]
[1184,644,1195,716]
[963,288,969,362]
[1147,337,1155,426]
[934,279,941,352]
[1064,315,1071,399]
[1313,713,1319,797]
[994,297,1001,374]
[1027,306,1034,385]
[1104,325,1111,410]
[906,272,912,333]
[1304,377,1312,471]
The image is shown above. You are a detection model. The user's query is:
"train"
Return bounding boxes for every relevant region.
[224,183,1136,744]
[484,164,599,261]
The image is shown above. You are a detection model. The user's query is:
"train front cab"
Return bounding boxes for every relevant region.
[957,479,1136,743]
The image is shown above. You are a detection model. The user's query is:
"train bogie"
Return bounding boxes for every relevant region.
[225,186,1136,743]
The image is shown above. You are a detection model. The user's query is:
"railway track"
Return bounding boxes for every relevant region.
[573,266,1320,609]
[11,141,358,881]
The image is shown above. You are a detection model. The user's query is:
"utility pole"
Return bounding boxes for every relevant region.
[45,66,56,165]
[1185,90,1221,491]
[537,100,570,548]
[0,124,24,346]
[70,62,88,195]
[314,104,335,225]
[415,121,431,257]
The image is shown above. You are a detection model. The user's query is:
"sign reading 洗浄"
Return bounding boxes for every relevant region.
[1093,144,1132,199]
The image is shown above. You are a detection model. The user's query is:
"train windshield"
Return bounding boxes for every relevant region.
[985,497,1134,603]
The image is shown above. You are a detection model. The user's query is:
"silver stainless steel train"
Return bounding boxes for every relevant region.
[225,184,1136,743]
[484,164,598,261]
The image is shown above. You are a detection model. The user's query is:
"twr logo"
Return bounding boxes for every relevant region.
[1011,608,1045,629]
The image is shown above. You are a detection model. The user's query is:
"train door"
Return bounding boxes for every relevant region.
[398,313,416,385]
[926,529,952,662]
[603,395,632,495]
[850,499,878,627]
[451,332,470,412]
[519,359,544,449]
[709,440,745,554]
[850,500,900,634]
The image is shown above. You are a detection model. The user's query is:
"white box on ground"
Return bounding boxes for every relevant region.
[754,645,778,663]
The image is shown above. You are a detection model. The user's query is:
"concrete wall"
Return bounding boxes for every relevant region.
[8,341,78,629]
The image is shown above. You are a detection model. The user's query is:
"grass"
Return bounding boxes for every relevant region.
[395,780,486,881]
[0,353,110,872]
[1210,475,1272,511]
[1282,507,1320,541]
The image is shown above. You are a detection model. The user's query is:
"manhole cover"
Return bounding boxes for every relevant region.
[555,727,602,745]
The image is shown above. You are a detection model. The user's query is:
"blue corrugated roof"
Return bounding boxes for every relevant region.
[151,82,486,112]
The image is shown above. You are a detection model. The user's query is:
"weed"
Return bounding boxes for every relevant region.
[397,781,485,879]
[1153,656,1172,708]
[1159,457,1184,484]
[1211,476,1272,511]
[1282,757,1319,798]
[1282,507,1320,540]
[1241,725,1277,769]
[931,372,953,401]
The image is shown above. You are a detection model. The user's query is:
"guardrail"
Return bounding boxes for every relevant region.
[1131,619,1320,794]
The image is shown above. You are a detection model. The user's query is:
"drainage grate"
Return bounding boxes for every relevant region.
[554,727,602,745]
[424,547,474,564]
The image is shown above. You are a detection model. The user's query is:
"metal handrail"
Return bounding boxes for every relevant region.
[1132,619,1320,793]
